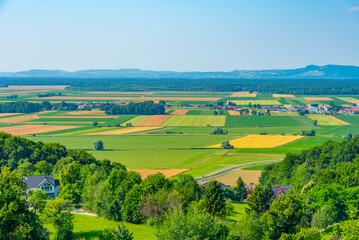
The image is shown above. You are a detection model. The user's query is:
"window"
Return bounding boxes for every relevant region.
[40,182,53,192]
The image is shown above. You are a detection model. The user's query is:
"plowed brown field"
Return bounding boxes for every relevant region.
[304,97,333,101]
[132,169,188,179]
[0,125,80,135]
[171,109,189,115]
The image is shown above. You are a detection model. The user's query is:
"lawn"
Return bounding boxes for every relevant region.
[224,202,247,222]
[161,115,226,127]
[225,115,312,127]
[73,214,156,240]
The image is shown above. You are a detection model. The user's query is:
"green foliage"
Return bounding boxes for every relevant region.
[279,227,321,240]
[93,140,104,151]
[27,189,48,213]
[44,198,74,240]
[221,140,233,149]
[335,219,359,240]
[312,205,334,229]
[210,127,228,135]
[0,167,47,240]
[93,121,98,127]
[100,101,165,115]
[98,224,134,240]
[246,184,274,216]
[156,207,230,240]
[200,180,227,218]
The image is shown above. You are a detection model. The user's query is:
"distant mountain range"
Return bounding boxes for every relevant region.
[1,65,359,79]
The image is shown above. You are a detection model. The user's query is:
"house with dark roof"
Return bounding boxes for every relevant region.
[23,175,60,199]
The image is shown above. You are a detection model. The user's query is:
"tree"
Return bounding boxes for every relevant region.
[345,132,353,141]
[0,167,47,239]
[231,177,248,201]
[94,140,104,151]
[201,180,227,218]
[221,140,233,149]
[44,198,74,240]
[157,208,230,240]
[279,227,321,240]
[246,184,265,215]
[98,224,134,240]
[93,121,98,127]
[263,183,275,211]
[312,205,334,229]
[313,120,318,126]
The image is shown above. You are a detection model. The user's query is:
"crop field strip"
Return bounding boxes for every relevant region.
[136,115,172,126]
[170,109,188,115]
[208,135,304,148]
[304,97,334,101]
[333,115,359,125]
[131,169,188,179]
[273,94,295,98]
[0,85,68,90]
[59,110,107,115]
[225,115,312,127]
[30,96,222,101]
[160,115,226,127]
[230,91,257,97]
[0,113,20,118]
[121,115,151,126]
[326,115,351,125]
[337,97,359,104]
[226,100,282,106]
[0,113,38,123]
[84,127,161,135]
[214,169,262,186]
[0,124,81,135]
[307,115,343,125]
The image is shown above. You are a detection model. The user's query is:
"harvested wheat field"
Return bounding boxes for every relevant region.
[228,110,240,115]
[208,135,303,148]
[214,170,262,186]
[36,96,221,101]
[0,125,80,135]
[171,109,189,115]
[304,97,333,101]
[0,113,21,118]
[273,94,295,98]
[0,85,68,90]
[84,127,161,135]
[137,115,171,126]
[60,110,107,116]
[132,169,188,179]
[327,115,351,125]
[0,114,37,123]
[230,92,257,97]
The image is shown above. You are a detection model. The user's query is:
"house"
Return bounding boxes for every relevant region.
[23,175,60,199]
[271,185,293,198]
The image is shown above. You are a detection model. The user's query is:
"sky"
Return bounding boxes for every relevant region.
[0,0,359,72]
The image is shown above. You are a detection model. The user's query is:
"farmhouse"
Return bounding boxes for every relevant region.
[245,185,293,198]
[23,175,60,199]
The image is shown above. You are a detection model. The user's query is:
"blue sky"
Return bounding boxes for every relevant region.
[0,0,358,72]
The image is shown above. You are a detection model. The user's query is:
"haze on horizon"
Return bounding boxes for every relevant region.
[0,0,358,72]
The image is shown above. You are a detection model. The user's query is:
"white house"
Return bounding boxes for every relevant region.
[23,175,60,199]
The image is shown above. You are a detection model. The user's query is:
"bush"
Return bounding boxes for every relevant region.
[210,127,228,135]
[98,224,134,240]
[221,141,233,149]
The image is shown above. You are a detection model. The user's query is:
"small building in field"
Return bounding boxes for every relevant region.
[23,175,60,199]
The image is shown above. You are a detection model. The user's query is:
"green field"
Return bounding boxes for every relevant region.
[121,115,151,126]
[334,115,359,125]
[319,125,359,136]
[307,115,340,125]
[161,115,226,127]
[226,100,281,106]
[225,115,313,127]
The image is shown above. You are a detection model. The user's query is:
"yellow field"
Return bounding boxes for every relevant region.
[0,113,20,117]
[208,135,303,148]
[226,100,281,106]
[0,114,37,123]
[84,127,161,135]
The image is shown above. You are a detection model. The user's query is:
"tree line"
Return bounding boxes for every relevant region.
[0,101,78,113]
[99,101,165,115]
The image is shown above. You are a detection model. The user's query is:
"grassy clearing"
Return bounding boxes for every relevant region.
[225,115,311,127]
[225,202,247,222]
[161,115,226,127]
[307,115,341,125]
[73,215,156,240]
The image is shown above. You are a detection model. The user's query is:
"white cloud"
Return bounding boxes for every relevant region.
[348,6,359,11]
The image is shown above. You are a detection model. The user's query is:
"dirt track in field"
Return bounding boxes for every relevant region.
[136,115,172,126]
[0,125,80,135]
[170,109,189,115]
[132,169,188,179]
